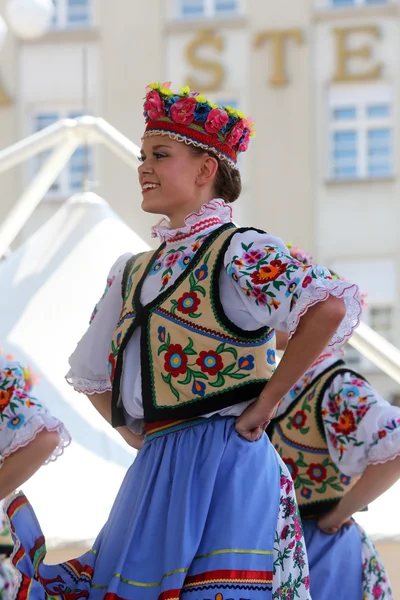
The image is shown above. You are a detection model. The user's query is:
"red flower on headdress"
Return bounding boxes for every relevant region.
[170,97,197,125]
[238,130,251,152]
[205,108,229,134]
[226,120,245,146]
[144,90,165,120]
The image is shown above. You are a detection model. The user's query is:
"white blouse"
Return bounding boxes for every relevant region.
[277,348,400,476]
[66,198,361,435]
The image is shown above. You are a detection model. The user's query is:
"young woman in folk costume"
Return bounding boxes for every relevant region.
[6,82,361,600]
[0,350,71,598]
[268,245,400,600]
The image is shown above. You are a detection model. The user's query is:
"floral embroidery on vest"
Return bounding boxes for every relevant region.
[269,362,361,515]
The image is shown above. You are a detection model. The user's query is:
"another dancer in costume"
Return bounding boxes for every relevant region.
[7,83,361,600]
[268,245,400,600]
[0,350,71,598]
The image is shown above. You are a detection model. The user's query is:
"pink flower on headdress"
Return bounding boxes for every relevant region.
[144,90,165,120]
[238,129,250,152]
[205,108,229,134]
[170,97,197,125]
[226,120,245,146]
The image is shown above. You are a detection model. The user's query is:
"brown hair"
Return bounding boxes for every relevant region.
[189,146,242,204]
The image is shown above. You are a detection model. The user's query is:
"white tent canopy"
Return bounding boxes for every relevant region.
[0,192,150,545]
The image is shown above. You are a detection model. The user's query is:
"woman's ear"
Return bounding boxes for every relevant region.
[196,155,219,186]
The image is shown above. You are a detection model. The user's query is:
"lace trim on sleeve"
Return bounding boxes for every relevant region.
[0,414,71,467]
[65,373,112,395]
[287,279,361,348]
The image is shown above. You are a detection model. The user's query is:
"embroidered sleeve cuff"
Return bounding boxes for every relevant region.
[287,277,361,348]
[368,425,400,466]
[0,413,71,467]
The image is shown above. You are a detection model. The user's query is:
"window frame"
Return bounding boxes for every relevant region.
[328,85,394,181]
[176,0,243,19]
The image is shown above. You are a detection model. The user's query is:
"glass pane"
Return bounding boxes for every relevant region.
[333,130,357,179]
[367,105,390,118]
[333,107,356,120]
[67,0,90,25]
[215,0,239,13]
[332,0,355,6]
[365,0,388,4]
[368,128,392,177]
[181,0,205,16]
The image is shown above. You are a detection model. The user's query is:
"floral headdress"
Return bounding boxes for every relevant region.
[142,82,255,169]
[287,243,368,310]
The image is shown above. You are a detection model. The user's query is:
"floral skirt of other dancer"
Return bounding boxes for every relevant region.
[6,416,309,600]
[302,518,393,600]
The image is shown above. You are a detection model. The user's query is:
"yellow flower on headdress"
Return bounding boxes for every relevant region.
[225,105,237,116]
[161,88,173,96]
[208,102,218,109]
[196,94,207,103]
[147,82,161,91]
[180,86,191,96]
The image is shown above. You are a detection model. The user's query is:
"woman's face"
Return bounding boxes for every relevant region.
[138,136,215,226]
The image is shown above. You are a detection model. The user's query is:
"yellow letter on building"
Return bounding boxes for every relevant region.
[186,30,225,92]
[333,26,382,83]
[254,29,304,87]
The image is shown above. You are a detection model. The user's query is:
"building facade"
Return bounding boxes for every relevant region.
[0,0,398,395]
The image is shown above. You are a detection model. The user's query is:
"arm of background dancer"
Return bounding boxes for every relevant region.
[318,456,400,534]
[235,296,346,441]
[86,391,144,450]
[0,430,60,500]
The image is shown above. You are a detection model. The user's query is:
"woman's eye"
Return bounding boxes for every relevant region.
[138,156,145,163]
[154,152,167,159]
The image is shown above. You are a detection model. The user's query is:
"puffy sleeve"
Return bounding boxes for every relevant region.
[224,231,361,347]
[0,356,70,466]
[322,371,400,476]
[65,253,131,395]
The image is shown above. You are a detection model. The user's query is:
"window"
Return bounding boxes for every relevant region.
[179,0,239,18]
[51,0,92,29]
[370,305,394,342]
[329,87,393,180]
[331,0,388,7]
[33,110,94,198]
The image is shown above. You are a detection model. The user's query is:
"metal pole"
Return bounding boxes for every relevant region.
[349,321,400,385]
[0,138,79,258]
[93,118,141,169]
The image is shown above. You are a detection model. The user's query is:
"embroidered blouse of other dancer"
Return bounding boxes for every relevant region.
[0,352,70,499]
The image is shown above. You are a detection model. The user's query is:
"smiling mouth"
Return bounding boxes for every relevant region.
[142,183,160,194]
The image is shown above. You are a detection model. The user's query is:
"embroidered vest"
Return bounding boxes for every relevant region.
[267,360,366,517]
[109,224,276,426]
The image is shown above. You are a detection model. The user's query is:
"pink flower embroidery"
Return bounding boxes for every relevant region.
[373,584,383,599]
[204,108,229,134]
[165,252,182,268]
[303,576,310,590]
[350,378,365,388]
[226,120,245,146]
[243,249,265,265]
[294,515,303,541]
[302,275,313,288]
[251,287,268,306]
[280,525,290,540]
[144,90,165,121]
[238,129,251,152]
[170,97,197,125]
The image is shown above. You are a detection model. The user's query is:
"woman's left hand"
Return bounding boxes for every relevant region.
[235,393,278,442]
[318,505,354,534]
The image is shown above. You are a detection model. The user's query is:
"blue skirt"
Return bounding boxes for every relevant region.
[303,519,363,600]
[7,417,281,600]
